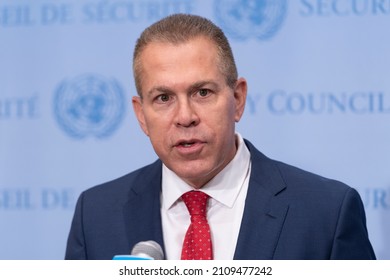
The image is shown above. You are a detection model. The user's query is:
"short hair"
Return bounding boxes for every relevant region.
[133,14,238,96]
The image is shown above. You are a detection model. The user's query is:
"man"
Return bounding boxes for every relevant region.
[65,14,376,260]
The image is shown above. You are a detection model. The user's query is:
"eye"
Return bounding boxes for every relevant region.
[198,88,210,97]
[156,94,170,103]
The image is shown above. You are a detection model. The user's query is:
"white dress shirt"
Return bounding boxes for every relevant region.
[160,133,251,260]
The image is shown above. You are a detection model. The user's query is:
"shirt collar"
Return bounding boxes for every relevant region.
[161,133,251,210]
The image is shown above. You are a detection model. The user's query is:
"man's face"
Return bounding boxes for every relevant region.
[132,36,247,188]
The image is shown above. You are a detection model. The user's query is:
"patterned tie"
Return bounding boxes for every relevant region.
[181,191,213,260]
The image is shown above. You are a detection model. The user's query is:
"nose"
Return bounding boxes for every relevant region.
[174,98,200,127]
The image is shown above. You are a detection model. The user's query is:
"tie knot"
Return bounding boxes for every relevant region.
[182,191,209,217]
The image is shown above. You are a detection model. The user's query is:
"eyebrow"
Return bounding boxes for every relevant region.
[146,80,221,98]
[188,80,220,93]
[146,86,174,98]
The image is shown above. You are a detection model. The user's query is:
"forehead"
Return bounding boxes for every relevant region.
[138,37,224,90]
[140,36,219,67]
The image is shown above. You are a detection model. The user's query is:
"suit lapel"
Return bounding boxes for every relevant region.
[122,160,166,257]
[120,142,289,260]
[234,141,289,260]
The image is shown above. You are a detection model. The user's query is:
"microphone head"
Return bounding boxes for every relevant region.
[131,240,164,260]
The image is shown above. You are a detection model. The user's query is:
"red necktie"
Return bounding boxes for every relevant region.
[181,191,213,260]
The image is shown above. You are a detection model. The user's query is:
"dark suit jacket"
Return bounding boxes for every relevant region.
[65,140,376,259]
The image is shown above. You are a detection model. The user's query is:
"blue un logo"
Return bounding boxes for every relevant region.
[53,74,126,139]
[214,0,287,41]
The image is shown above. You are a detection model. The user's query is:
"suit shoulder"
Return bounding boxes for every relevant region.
[272,158,361,212]
[245,139,352,196]
[275,160,350,193]
[81,160,162,202]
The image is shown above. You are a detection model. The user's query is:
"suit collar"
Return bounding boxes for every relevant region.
[122,160,166,257]
[244,140,286,196]
[234,140,289,259]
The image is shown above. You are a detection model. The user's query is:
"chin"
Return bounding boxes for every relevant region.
[175,167,215,186]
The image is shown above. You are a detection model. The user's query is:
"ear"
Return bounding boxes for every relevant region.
[132,96,149,136]
[233,77,247,122]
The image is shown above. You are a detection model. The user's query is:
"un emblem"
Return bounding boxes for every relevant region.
[214,0,287,40]
[53,74,126,139]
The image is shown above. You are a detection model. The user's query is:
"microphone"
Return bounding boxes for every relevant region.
[113,240,164,260]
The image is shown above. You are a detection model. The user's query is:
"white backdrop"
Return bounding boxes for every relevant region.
[1,0,389,259]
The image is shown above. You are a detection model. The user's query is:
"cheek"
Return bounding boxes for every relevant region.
[147,123,170,155]
[207,108,236,139]
[217,99,237,124]
[143,112,172,140]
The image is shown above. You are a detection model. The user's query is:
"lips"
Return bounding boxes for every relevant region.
[173,139,206,154]
[181,143,194,147]
[175,140,198,147]
[174,137,205,146]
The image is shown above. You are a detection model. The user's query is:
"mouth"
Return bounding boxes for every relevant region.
[176,141,197,147]
[173,139,206,153]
